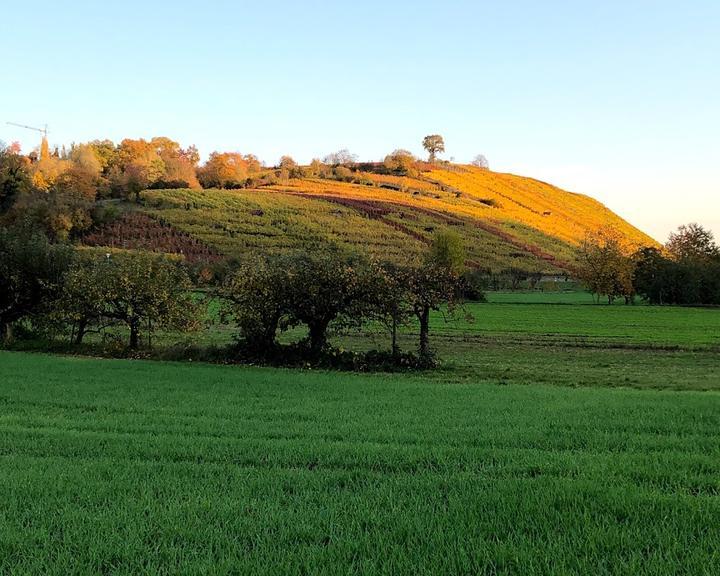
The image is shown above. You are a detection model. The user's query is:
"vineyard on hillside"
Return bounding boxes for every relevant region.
[84,165,657,273]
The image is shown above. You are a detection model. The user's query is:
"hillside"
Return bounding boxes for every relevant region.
[89,165,657,273]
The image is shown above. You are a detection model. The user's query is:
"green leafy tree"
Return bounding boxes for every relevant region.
[633,247,673,305]
[12,178,95,242]
[221,255,293,353]
[284,251,375,354]
[634,241,720,306]
[0,226,74,344]
[666,223,719,262]
[407,264,461,365]
[428,229,465,274]
[373,262,413,357]
[406,230,466,365]
[70,253,200,349]
[0,143,31,213]
[577,227,635,304]
[60,254,114,345]
[87,139,118,172]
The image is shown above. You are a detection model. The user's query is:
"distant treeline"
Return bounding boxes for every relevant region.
[0,136,449,244]
[578,223,720,306]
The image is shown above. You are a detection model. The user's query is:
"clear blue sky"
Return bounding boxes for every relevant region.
[2,0,719,242]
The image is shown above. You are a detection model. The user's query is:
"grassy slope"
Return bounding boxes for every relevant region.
[1,351,719,575]
[428,167,656,248]
[132,165,656,272]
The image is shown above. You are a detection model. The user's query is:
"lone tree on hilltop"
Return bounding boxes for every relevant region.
[422,135,445,162]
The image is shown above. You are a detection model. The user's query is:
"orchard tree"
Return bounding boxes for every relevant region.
[284,251,375,354]
[78,253,199,349]
[60,254,112,345]
[408,230,466,365]
[0,226,73,344]
[407,265,461,365]
[222,251,380,356]
[422,135,445,162]
[504,267,528,291]
[374,262,413,357]
[221,255,293,353]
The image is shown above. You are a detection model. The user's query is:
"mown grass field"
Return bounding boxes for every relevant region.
[1,350,719,575]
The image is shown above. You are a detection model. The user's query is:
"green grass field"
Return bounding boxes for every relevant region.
[92,292,720,352]
[1,352,719,575]
[486,290,604,304]
[439,300,720,348]
[2,297,720,574]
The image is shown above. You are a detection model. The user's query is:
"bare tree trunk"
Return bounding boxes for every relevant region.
[418,306,431,365]
[129,319,140,350]
[1,322,12,346]
[308,319,330,354]
[391,316,399,358]
[74,319,88,345]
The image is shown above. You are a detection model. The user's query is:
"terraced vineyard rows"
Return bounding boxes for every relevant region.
[85,165,656,272]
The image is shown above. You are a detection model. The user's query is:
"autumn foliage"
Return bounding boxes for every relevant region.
[1,136,657,275]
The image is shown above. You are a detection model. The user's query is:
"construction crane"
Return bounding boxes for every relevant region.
[6,121,49,139]
[6,121,50,159]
